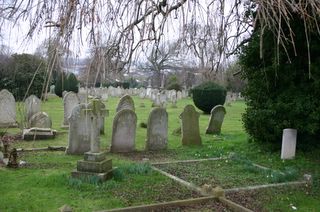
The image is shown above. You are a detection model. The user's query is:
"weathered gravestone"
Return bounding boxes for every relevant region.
[281,128,297,159]
[66,104,91,154]
[62,91,80,128]
[0,89,17,127]
[71,99,113,182]
[116,95,135,112]
[180,105,201,145]
[146,108,168,151]
[152,93,162,107]
[67,100,107,154]
[29,112,52,129]
[25,95,41,125]
[111,109,137,152]
[87,100,108,134]
[205,105,226,134]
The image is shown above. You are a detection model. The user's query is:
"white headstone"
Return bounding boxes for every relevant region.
[0,89,17,127]
[111,109,137,153]
[146,108,168,150]
[62,92,80,127]
[281,128,297,159]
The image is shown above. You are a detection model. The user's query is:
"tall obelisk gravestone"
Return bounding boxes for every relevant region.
[71,99,113,182]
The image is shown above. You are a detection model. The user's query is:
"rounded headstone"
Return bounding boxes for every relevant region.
[29,112,52,128]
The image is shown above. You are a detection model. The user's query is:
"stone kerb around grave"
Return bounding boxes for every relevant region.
[66,104,91,155]
[25,95,41,125]
[116,95,135,112]
[205,105,226,135]
[146,107,168,151]
[111,109,137,153]
[62,91,80,128]
[0,89,17,128]
[179,104,202,146]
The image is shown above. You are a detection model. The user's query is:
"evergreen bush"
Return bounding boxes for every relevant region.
[191,81,226,114]
[55,72,79,97]
[240,9,320,147]
[0,53,46,101]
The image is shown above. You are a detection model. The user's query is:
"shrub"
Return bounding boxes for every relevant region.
[54,72,66,97]
[55,72,79,97]
[191,81,227,114]
[0,53,46,101]
[165,75,182,91]
[66,72,79,93]
[240,10,320,147]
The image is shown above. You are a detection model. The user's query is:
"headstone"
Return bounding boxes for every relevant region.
[62,91,68,98]
[78,93,87,103]
[205,105,226,134]
[177,91,182,100]
[49,85,55,94]
[28,112,52,129]
[62,92,80,128]
[179,105,201,146]
[116,95,135,112]
[0,89,17,127]
[111,109,137,152]
[87,100,108,134]
[25,95,41,124]
[71,99,113,182]
[171,93,177,108]
[146,108,168,150]
[66,104,91,154]
[281,128,297,159]
[152,93,162,107]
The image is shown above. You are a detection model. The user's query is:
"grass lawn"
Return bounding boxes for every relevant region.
[0,96,319,211]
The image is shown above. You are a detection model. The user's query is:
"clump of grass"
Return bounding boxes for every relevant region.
[139,122,147,128]
[112,168,125,181]
[124,163,152,175]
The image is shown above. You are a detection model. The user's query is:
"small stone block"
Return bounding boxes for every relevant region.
[59,204,72,212]
[84,151,106,162]
[71,169,114,182]
[77,159,112,173]
[212,186,225,198]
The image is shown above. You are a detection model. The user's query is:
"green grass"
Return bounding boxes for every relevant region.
[1,96,320,211]
[155,159,300,189]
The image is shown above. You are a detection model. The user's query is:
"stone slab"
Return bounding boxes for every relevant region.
[77,159,112,173]
[22,128,57,140]
[84,151,106,162]
[71,169,114,182]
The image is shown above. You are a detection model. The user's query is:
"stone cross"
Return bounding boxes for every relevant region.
[84,99,106,153]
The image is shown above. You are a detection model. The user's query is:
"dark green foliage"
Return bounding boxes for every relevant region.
[0,53,46,101]
[139,122,147,128]
[165,75,182,91]
[54,72,66,97]
[240,9,320,147]
[66,73,79,93]
[55,72,79,97]
[191,81,227,114]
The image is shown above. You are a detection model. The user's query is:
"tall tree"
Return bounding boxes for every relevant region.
[240,1,320,147]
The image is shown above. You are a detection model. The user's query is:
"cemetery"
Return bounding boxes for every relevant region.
[1,1,320,211]
[0,89,319,211]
